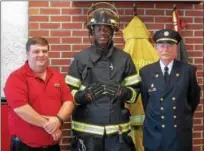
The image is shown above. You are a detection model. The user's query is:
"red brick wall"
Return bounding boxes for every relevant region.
[29,1,204,151]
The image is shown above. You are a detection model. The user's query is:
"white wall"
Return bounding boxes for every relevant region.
[1,2,28,97]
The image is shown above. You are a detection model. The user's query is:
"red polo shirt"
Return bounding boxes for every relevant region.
[4,61,73,147]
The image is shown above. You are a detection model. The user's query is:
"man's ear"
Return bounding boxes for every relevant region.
[26,50,30,57]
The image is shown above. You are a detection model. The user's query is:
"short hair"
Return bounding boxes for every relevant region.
[26,37,49,52]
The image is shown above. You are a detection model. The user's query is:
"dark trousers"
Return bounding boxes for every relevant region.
[145,140,179,151]
[71,133,135,151]
[10,136,60,151]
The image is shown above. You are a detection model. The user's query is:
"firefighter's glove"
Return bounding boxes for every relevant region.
[74,84,104,105]
[106,85,132,102]
[105,84,121,98]
[86,83,105,101]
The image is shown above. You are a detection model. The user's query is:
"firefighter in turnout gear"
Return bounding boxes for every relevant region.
[65,2,140,151]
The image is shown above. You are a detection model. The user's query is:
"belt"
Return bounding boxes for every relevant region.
[11,136,58,149]
[72,121,130,135]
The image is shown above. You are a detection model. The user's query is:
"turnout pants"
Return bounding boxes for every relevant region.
[71,133,135,151]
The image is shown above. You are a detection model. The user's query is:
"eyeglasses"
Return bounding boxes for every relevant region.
[157,43,176,49]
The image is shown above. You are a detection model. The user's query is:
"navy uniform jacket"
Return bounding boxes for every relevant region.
[139,60,200,151]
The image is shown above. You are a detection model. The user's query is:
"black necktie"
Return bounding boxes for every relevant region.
[164,66,169,83]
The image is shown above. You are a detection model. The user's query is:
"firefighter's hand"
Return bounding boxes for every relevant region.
[105,84,132,101]
[75,83,104,104]
[105,84,121,98]
[85,83,105,101]
[43,116,61,134]
[51,128,62,141]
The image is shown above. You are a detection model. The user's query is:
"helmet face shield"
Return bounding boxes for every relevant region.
[87,2,120,34]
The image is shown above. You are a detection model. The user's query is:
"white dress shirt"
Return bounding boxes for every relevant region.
[160,60,174,75]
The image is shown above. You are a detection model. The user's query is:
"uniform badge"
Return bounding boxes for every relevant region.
[148,83,157,92]
[164,31,169,36]
[54,83,60,87]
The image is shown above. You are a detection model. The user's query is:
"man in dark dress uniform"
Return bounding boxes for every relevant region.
[140,29,201,151]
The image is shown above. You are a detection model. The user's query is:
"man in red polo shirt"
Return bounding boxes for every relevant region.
[4,37,74,151]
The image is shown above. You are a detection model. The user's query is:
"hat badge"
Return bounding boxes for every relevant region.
[164,31,169,37]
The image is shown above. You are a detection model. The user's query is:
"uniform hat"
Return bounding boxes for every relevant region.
[153,29,181,44]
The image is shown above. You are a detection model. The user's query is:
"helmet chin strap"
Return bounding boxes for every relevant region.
[88,32,93,47]
[107,26,114,43]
